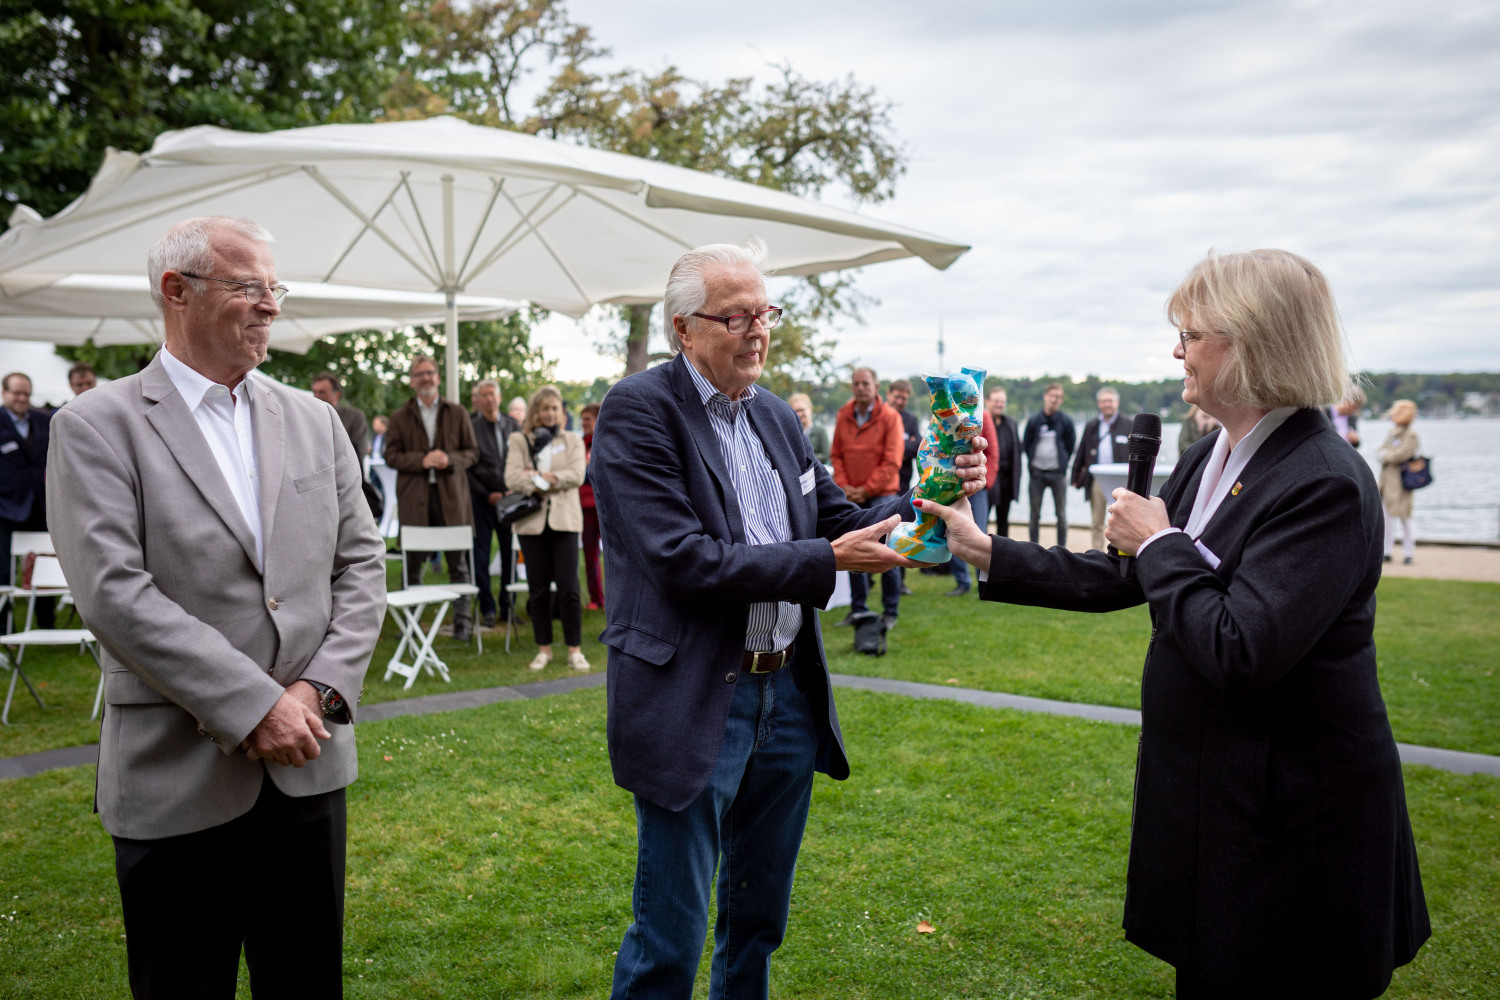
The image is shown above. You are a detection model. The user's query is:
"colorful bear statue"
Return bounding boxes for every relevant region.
[888,367,987,563]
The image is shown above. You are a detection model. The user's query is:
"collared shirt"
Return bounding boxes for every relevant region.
[159,347,264,568]
[1097,413,1118,463]
[853,401,873,428]
[4,407,29,440]
[683,359,801,653]
[1137,407,1297,567]
[417,396,441,484]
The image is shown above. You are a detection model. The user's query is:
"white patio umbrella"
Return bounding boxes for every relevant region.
[0,273,520,353]
[0,116,969,401]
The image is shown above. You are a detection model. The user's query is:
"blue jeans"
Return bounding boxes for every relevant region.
[950,487,989,589]
[610,665,818,1000]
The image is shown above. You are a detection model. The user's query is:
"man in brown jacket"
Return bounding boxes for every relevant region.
[831,366,906,629]
[384,354,480,640]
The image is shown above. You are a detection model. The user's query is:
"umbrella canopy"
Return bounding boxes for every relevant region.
[0,273,519,353]
[0,116,970,400]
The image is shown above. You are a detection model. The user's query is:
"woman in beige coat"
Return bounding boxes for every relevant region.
[505,386,589,671]
[1378,398,1421,564]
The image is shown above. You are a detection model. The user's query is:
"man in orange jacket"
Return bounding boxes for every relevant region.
[831,367,906,629]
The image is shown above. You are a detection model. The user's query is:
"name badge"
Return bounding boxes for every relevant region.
[1114,434,1129,446]
[799,466,817,495]
[0,441,17,454]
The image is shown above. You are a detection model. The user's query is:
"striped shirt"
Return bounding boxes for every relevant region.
[683,359,801,653]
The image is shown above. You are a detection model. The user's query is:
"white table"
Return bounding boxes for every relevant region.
[1089,462,1177,505]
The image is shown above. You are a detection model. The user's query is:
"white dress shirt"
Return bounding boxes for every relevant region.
[1136,407,1297,568]
[159,347,264,568]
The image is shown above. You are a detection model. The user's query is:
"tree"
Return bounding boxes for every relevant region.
[386,2,908,376]
[0,0,409,226]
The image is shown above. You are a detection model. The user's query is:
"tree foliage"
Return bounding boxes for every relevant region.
[386,0,908,377]
[0,0,408,224]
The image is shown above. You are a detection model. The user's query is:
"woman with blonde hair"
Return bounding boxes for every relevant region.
[1378,399,1421,564]
[505,385,590,672]
[787,391,830,464]
[923,249,1428,998]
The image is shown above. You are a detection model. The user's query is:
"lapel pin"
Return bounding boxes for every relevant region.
[1231,481,1243,496]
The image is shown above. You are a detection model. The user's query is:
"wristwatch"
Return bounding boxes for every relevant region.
[304,680,346,720]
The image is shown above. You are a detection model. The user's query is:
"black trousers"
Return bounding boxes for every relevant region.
[472,498,514,618]
[1,505,55,631]
[112,773,347,999]
[517,527,582,647]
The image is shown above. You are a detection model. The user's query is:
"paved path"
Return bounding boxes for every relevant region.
[5,672,1497,780]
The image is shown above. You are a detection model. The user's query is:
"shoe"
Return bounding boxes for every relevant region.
[453,623,473,643]
[1403,556,1413,565]
[945,585,970,598]
[568,650,591,672]
[899,584,914,596]
[919,565,947,576]
[587,601,601,611]
[1383,554,1392,563]
[528,650,552,671]
[835,612,860,627]
[881,614,897,632]
[481,612,497,629]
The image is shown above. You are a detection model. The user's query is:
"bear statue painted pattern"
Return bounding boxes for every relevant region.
[889,367,987,563]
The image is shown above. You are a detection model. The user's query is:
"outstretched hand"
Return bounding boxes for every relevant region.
[831,515,916,574]
[913,495,991,569]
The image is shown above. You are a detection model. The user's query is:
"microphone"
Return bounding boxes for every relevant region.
[1117,412,1162,579]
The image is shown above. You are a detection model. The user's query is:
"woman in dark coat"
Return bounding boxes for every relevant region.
[924,249,1429,999]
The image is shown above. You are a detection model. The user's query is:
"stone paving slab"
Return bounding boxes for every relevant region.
[5,671,1494,780]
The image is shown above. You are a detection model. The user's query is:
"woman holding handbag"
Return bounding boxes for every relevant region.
[505,385,590,671]
[1378,399,1422,565]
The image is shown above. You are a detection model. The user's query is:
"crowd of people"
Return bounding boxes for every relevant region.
[4,216,1437,1000]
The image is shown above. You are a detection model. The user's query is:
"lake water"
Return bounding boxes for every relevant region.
[1014,417,1500,543]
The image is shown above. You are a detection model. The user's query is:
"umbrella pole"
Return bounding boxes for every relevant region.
[445,291,459,404]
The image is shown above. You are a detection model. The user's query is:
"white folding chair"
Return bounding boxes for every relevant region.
[11,554,73,662]
[504,532,556,653]
[399,525,483,653]
[372,465,400,539]
[6,531,53,632]
[1,629,103,725]
[382,586,460,690]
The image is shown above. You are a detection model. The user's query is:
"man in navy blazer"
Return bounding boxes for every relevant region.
[591,242,982,999]
[1,371,54,631]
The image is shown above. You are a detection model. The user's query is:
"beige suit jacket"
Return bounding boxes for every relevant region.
[46,354,387,840]
[504,428,585,534]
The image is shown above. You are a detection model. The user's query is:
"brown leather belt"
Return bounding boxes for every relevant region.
[742,648,791,674]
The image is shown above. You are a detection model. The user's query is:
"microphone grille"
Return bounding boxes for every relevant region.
[1129,412,1162,454]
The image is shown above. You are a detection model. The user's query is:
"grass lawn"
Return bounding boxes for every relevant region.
[3,563,1497,760]
[2,688,1497,998]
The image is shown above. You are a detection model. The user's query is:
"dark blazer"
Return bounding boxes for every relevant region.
[1021,409,1075,473]
[0,407,50,523]
[895,405,920,494]
[468,410,519,504]
[1069,414,1126,491]
[979,408,1428,995]
[990,413,1022,501]
[591,354,910,811]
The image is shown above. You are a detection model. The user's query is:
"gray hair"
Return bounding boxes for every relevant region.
[662,238,770,353]
[474,378,500,393]
[1096,386,1119,402]
[148,217,274,313]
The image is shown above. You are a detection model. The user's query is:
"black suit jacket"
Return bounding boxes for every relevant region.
[895,406,920,494]
[980,409,1428,993]
[468,410,520,504]
[1021,409,1075,473]
[990,413,1022,502]
[1069,414,1125,491]
[0,408,50,523]
[590,354,910,811]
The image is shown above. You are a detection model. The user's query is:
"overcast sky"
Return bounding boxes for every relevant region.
[528,0,1499,385]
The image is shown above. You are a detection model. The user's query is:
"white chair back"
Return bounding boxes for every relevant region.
[401,525,473,553]
[10,531,53,556]
[29,555,70,591]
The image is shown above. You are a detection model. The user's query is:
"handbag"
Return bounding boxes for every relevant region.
[1400,456,1433,491]
[495,490,542,526]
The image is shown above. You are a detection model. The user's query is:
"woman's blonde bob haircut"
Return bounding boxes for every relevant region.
[1388,399,1418,426]
[521,384,565,435]
[1166,249,1353,410]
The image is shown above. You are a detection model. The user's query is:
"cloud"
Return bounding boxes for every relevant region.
[548,0,1500,382]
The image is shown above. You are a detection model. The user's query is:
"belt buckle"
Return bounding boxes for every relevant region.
[748,650,782,674]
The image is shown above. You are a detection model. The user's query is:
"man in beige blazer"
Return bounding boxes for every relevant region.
[46,216,386,999]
